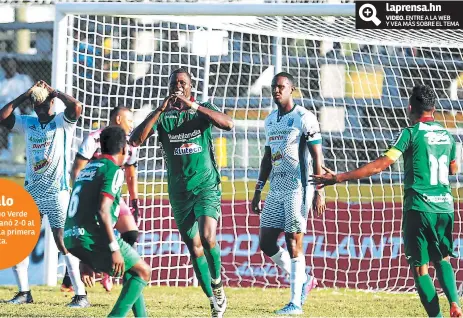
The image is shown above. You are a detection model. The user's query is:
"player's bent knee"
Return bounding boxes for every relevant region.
[191,244,205,258]
[413,264,429,277]
[121,230,139,247]
[199,234,216,250]
[131,261,151,282]
[259,241,278,257]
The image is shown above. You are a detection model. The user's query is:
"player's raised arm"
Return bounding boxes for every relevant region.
[251,146,272,214]
[312,127,411,187]
[311,155,396,187]
[0,82,37,129]
[175,94,234,131]
[129,95,173,147]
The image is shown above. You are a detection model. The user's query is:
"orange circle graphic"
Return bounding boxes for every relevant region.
[0,179,41,270]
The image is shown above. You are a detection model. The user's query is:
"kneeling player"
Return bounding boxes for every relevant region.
[64,126,150,317]
[62,106,140,292]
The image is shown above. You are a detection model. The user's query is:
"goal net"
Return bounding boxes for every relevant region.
[50,2,463,292]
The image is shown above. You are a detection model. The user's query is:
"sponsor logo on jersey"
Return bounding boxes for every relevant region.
[76,169,97,182]
[424,131,450,145]
[86,162,105,169]
[33,158,49,172]
[29,136,49,143]
[174,143,203,155]
[423,193,453,204]
[168,129,201,143]
[269,135,284,142]
[63,226,85,238]
[32,141,52,149]
[28,125,36,131]
[271,150,283,166]
[268,129,292,136]
[272,171,287,178]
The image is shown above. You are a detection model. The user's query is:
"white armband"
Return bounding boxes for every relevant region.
[109,240,120,252]
[190,102,199,111]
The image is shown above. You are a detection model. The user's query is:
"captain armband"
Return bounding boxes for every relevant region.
[384,147,402,162]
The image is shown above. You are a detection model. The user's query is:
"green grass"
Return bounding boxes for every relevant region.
[0,285,452,317]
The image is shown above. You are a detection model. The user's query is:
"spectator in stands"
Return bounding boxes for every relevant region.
[0,57,33,162]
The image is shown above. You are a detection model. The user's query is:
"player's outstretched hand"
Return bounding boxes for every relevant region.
[111,250,125,278]
[80,262,96,288]
[251,192,262,215]
[310,166,338,187]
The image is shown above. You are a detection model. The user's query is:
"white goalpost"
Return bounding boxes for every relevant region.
[47,1,463,292]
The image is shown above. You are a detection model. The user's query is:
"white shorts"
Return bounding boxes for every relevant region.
[34,190,70,229]
[260,187,314,233]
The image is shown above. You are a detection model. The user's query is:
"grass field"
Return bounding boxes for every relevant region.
[0,285,451,317]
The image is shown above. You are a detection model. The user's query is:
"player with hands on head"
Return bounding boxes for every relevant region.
[0,80,88,307]
[311,85,462,318]
[130,68,233,318]
[64,125,151,318]
[62,106,140,293]
[251,72,325,316]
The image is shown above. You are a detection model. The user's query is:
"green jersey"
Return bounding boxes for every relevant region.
[390,120,456,213]
[64,156,125,249]
[153,102,221,195]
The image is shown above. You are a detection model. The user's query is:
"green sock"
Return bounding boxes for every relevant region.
[204,244,222,281]
[108,275,147,317]
[192,255,213,297]
[435,260,460,306]
[124,271,147,317]
[415,274,442,317]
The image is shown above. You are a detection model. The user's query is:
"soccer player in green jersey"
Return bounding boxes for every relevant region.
[130,68,234,318]
[64,126,150,317]
[311,85,462,318]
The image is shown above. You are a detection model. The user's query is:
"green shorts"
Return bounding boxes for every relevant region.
[402,209,456,266]
[169,184,221,237]
[67,237,140,275]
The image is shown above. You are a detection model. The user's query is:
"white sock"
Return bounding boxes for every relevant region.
[13,256,30,292]
[211,277,222,285]
[64,253,86,296]
[270,247,292,277]
[290,255,306,307]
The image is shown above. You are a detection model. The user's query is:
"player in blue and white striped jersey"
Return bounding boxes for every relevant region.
[251,72,326,315]
[0,81,88,308]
